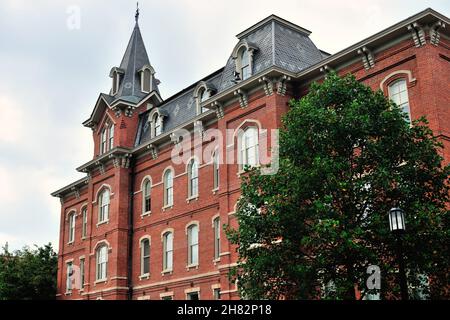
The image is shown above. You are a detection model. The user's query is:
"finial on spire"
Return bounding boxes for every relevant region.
[135,2,140,23]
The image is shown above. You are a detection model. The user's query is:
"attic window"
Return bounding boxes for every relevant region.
[232,40,257,82]
[194,82,215,115]
[240,49,251,80]
[110,67,124,96]
[139,65,155,94]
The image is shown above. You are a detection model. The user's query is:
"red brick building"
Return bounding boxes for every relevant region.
[52,8,450,300]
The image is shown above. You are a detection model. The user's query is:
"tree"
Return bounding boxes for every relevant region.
[226,73,450,300]
[0,243,57,300]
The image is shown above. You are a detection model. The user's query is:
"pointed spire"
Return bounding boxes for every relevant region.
[109,5,160,102]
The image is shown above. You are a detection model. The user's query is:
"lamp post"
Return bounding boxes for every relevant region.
[389,207,409,300]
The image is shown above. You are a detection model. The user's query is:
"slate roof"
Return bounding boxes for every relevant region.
[112,21,160,102]
[114,15,326,146]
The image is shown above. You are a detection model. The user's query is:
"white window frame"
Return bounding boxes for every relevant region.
[162,232,173,272]
[163,169,174,207]
[142,178,152,214]
[96,245,108,281]
[140,238,151,276]
[100,128,107,154]
[238,127,259,170]
[187,224,199,266]
[66,262,73,293]
[188,159,199,198]
[81,207,87,239]
[240,48,251,80]
[388,79,411,123]
[213,217,221,260]
[213,151,219,190]
[98,189,110,223]
[80,258,85,290]
[68,212,76,244]
[108,124,114,150]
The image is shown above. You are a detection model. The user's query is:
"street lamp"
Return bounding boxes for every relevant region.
[389,207,409,300]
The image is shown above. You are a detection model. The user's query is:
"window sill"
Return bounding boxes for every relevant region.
[141,212,151,219]
[94,279,107,285]
[96,220,109,227]
[139,274,150,280]
[162,205,173,212]
[81,236,87,241]
[186,196,198,203]
[67,241,74,245]
[186,264,199,271]
[161,269,173,276]
[212,188,219,195]
[65,291,72,296]
[213,258,221,265]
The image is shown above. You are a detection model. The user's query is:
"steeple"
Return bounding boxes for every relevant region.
[109,5,160,103]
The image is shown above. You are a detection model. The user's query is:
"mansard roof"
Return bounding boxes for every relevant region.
[134,15,324,146]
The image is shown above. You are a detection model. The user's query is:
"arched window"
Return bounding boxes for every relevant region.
[96,245,108,281]
[81,207,87,238]
[199,88,209,113]
[163,169,174,207]
[388,79,411,123]
[187,224,199,266]
[240,49,250,80]
[142,179,151,214]
[213,217,221,259]
[162,232,173,271]
[140,238,150,276]
[213,151,219,190]
[100,128,107,154]
[153,114,162,137]
[108,124,114,150]
[98,189,110,223]
[239,127,259,169]
[68,212,75,243]
[188,159,199,198]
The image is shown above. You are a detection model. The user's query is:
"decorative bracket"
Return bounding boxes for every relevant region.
[233,89,248,108]
[95,161,105,175]
[407,22,426,47]
[146,144,158,160]
[430,20,446,46]
[357,46,375,70]
[110,153,131,169]
[276,75,291,96]
[319,65,333,76]
[259,76,273,96]
[170,132,181,145]
[124,106,134,117]
[70,186,80,199]
[211,101,224,119]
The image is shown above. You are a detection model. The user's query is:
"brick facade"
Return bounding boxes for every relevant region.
[52,9,450,300]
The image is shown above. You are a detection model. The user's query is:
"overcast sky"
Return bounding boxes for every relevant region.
[0,0,448,251]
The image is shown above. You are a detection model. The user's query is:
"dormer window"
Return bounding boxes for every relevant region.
[109,67,124,96]
[194,82,216,115]
[153,114,161,137]
[139,65,155,93]
[232,40,258,82]
[240,49,250,80]
[147,108,167,138]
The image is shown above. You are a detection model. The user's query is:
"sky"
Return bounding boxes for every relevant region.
[0,0,448,251]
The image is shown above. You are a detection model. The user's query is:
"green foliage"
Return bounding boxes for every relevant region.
[226,73,450,300]
[0,243,57,300]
